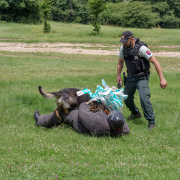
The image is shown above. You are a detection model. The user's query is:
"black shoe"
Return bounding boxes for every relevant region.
[34,110,40,125]
[148,122,155,130]
[127,111,142,120]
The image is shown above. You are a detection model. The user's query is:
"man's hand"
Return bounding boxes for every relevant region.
[160,78,167,89]
[116,75,122,84]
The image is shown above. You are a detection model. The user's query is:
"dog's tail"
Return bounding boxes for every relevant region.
[38,86,56,99]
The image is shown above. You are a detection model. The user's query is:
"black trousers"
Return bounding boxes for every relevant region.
[124,76,155,123]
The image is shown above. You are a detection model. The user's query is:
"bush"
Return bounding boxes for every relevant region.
[51,0,91,24]
[41,0,53,33]
[152,2,180,29]
[43,20,51,33]
[120,1,160,29]
[88,0,107,34]
[101,2,160,28]
[100,2,124,26]
[161,14,180,28]
[0,0,41,23]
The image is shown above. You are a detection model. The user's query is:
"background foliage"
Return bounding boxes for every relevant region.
[0,0,41,23]
[0,0,180,28]
[88,0,107,34]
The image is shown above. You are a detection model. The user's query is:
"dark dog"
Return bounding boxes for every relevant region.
[87,100,110,114]
[38,86,109,122]
[38,86,91,120]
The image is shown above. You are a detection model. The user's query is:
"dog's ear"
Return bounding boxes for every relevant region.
[38,86,56,99]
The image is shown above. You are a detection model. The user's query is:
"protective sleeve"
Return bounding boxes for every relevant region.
[78,102,110,136]
[64,110,80,132]
[36,112,63,128]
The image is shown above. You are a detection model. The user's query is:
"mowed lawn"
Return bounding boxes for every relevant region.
[0,22,180,179]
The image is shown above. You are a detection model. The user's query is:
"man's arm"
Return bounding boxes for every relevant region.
[116,57,124,84]
[148,55,167,89]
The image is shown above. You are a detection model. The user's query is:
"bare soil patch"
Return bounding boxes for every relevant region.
[0,42,180,58]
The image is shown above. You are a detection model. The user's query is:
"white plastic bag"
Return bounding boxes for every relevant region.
[76,79,128,112]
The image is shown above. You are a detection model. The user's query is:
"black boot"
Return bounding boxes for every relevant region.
[127,111,142,120]
[34,110,40,125]
[148,122,155,130]
[34,112,64,128]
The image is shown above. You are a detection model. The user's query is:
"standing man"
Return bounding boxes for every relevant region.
[117,31,167,130]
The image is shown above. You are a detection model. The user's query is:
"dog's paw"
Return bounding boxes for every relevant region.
[64,109,69,114]
[54,109,62,122]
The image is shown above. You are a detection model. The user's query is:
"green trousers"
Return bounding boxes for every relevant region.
[124,76,155,123]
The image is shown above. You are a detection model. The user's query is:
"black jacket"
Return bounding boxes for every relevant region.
[36,103,129,136]
[65,103,130,137]
[123,38,150,76]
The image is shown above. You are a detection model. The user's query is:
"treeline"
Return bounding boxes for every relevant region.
[0,0,180,28]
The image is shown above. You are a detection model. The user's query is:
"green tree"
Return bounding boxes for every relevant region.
[88,0,107,34]
[134,0,180,18]
[121,1,160,28]
[161,14,180,28]
[152,2,180,28]
[51,0,91,24]
[0,0,41,23]
[100,2,125,26]
[41,0,53,33]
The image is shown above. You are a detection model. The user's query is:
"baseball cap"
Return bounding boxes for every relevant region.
[119,31,133,43]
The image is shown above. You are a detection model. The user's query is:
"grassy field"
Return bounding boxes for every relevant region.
[0,22,180,179]
[1,20,180,46]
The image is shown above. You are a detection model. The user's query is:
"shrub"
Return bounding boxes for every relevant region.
[88,0,107,34]
[161,14,180,28]
[0,0,41,23]
[43,20,51,33]
[120,1,160,29]
[100,2,124,26]
[51,0,91,24]
[41,0,53,33]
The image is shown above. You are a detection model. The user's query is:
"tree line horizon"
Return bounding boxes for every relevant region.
[0,0,180,29]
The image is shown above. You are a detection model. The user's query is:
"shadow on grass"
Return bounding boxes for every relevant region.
[126,118,144,125]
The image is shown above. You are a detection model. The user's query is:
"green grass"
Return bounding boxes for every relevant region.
[0,22,180,179]
[0,21,180,46]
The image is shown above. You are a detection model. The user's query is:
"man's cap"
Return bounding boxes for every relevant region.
[119,31,133,43]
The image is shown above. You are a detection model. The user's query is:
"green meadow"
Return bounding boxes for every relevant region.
[0,21,180,179]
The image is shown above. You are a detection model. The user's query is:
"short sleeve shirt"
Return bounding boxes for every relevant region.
[118,45,153,60]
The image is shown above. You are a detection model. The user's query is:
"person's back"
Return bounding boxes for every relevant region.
[34,102,129,136]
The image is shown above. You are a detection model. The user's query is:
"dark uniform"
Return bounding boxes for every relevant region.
[119,38,155,124]
[34,102,129,137]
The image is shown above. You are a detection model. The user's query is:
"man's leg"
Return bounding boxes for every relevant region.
[137,79,155,130]
[34,110,63,128]
[124,80,142,119]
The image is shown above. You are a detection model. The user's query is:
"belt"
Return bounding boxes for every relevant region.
[128,70,150,79]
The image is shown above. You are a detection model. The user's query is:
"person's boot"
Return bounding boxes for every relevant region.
[148,122,155,130]
[126,111,142,120]
[34,111,64,128]
[34,110,40,125]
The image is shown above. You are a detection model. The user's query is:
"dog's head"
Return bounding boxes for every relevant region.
[88,101,105,112]
[77,93,91,107]
[38,86,81,110]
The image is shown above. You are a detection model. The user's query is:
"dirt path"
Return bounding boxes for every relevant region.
[0,42,180,58]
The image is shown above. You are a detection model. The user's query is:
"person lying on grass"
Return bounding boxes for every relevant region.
[33,100,129,137]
